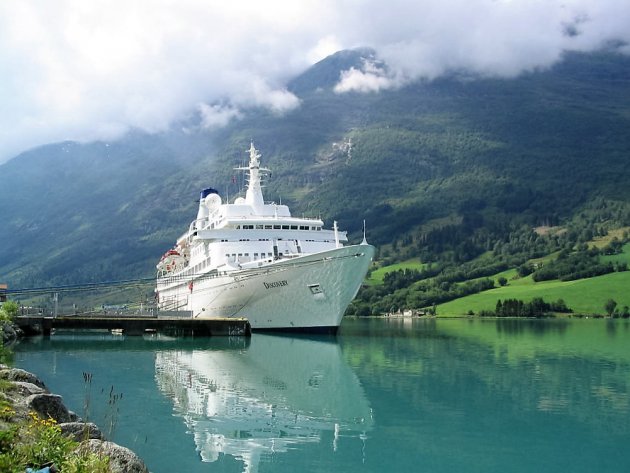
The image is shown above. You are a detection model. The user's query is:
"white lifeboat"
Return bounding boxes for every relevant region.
[157,249,186,274]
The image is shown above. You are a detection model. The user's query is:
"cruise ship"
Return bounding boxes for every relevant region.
[155,143,374,331]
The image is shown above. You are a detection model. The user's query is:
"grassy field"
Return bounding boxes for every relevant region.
[601,242,630,264]
[437,270,630,316]
[366,259,426,285]
[589,227,630,248]
[364,236,630,317]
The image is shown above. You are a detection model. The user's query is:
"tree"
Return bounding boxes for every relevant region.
[497,276,508,287]
[517,264,533,278]
[0,300,19,321]
[495,300,503,316]
[604,298,617,317]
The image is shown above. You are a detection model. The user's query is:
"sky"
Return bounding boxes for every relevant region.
[1,0,629,164]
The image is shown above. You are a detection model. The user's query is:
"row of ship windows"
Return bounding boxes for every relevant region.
[236,224,321,231]
[179,252,276,277]
[220,238,323,242]
[181,259,211,277]
[226,252,273,259]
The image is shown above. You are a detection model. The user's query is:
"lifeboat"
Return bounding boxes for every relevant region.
[157,248,186,275]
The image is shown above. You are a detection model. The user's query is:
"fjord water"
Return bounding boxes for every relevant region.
[13,318,630,473]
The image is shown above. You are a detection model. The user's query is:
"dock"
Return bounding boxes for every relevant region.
[14,315,251,337]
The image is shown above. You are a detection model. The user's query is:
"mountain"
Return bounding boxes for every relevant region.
[287,47,377,94]
[2,48,630,296]
[0,131,215,286]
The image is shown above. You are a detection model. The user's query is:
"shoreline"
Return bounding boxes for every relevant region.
[0,340,149,473]
[0,364,149,473]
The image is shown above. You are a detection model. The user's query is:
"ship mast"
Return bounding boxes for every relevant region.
[236,142,269,212]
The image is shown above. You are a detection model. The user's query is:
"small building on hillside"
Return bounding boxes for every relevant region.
[0,283,7,304]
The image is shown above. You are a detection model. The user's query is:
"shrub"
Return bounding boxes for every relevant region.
[0,412,109,473]
[0,301,18,322]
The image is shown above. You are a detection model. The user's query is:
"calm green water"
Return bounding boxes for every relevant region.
[13,318,630,473]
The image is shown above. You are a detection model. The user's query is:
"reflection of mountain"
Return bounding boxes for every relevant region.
[155,334,372,473]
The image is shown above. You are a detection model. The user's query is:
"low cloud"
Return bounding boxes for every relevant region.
[334,0,630,93]
[334,60,395,93]
[1,0,629,163]
[198,104,242,130]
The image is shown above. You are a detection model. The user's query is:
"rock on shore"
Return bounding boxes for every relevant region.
[0,364,149,473]
[1,320,20,345]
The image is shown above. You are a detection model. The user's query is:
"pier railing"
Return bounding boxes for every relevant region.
[5,277,160,319]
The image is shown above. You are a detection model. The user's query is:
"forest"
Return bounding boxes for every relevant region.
[1,49,630,316]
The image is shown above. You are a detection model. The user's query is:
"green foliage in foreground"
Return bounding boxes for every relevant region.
[0,410,109,473]
[0,301,18,322]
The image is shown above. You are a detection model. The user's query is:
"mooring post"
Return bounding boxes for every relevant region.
[42,317,52,337]
[52,292,59,318]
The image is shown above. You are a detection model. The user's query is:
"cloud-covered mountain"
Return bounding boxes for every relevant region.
[2,0,630,164]
[1,48,630,292]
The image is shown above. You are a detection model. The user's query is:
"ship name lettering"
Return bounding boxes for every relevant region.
[263,280,288,289]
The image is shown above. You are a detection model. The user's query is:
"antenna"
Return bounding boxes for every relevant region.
[362,220,368,245]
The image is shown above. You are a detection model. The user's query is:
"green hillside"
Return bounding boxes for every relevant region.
[1,48,630,314]
[438,271,630,317]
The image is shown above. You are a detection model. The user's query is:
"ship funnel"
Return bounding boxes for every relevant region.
[196,188,219,222]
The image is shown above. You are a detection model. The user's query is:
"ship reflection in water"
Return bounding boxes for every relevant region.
[154,334,372,472]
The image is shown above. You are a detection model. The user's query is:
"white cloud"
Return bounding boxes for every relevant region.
[0,0,629,163]
[198,104,242,129]
[333,0,630,92]
[334,60,396,93]
[307,35,344,64]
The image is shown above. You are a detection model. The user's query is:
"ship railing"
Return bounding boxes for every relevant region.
[159,296,188,312]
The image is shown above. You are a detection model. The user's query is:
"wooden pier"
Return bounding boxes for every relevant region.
[14,315,251,337]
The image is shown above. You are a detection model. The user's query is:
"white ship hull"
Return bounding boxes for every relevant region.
[157,244,374,331]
